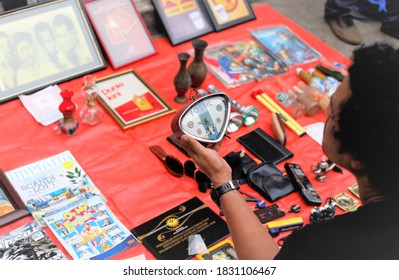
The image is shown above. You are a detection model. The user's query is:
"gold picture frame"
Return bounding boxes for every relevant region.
[96,69,175,129]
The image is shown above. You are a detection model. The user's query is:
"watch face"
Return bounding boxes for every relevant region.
[178,93,231,143]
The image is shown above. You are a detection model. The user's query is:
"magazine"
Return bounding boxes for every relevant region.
[251,25,321,66]
[42,195,139,260]
[131,197,230,260]
[0,220,67,260]
[203,41,288,87]
[204,44,256,87]
[223,41,288,80]
[5,150,106,227]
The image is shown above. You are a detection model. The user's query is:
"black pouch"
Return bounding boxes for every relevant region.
[247,162,295,202]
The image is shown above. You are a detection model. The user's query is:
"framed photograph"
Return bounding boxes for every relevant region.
[0,169,30,227]
[96,69,175,129]
[83,0,157,69]
[0,0,106,103]
[152,0,214,46]
[202,0,256,32]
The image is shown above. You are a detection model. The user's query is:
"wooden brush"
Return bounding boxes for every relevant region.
[149,145,184,178]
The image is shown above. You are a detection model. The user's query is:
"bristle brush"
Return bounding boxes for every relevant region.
[184,160,212,193]
[149,145,184,178]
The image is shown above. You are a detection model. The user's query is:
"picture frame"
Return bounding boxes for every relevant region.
[202,0,256,32]
[152,0,214,46]
[83,0,157,69]
[96,69,175,129]
[0,169,30,227]
[0,0,106,103]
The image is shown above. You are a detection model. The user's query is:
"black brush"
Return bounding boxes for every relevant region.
[184,160,212,192]
[150,145,184,178]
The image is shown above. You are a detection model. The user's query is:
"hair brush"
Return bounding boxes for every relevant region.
[149,145,184,178]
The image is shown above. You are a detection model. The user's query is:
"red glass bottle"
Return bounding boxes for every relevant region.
[57,90,79,136]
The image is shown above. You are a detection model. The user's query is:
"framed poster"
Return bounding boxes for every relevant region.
[0,0,106,103]
[0,170,30,227]
[202,0,256,31]
[152,0,214,46]
[96,69,175,129]
[83,0,157,69]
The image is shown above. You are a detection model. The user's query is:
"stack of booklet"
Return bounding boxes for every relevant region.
[3,150,139,260]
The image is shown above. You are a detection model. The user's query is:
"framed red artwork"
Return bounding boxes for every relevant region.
[95,69,175,129]
[83,0,157,69]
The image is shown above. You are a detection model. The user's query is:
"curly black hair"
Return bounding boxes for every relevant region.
[335,43,399,196]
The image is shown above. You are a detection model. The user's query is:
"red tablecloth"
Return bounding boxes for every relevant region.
[0,4,355,260]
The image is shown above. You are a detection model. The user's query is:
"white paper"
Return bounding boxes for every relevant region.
[19,85,63,126]
[305,122,325,145]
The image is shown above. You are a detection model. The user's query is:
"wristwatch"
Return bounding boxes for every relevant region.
[210,180,240,206]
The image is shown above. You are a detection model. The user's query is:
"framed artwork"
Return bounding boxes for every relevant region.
[0,0,106,104]
[83,0,157,69]
[96,69,175,129]
[202,0,256,32]
[0,170,30,227]
[152,0,214,46]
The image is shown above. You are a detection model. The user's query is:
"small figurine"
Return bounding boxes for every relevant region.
[311,157,336,182]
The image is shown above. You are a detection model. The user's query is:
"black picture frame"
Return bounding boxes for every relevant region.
[202,0,256,32]
[0,169,30,227]
[0,0,106,103]
[152,0,214,46]
[83,0,157,69]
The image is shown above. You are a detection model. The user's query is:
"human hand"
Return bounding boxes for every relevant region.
[177,135,232,188]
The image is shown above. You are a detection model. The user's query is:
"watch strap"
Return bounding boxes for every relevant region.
[211,180,240,206]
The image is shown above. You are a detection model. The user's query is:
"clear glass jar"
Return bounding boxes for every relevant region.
[79,75,103,125]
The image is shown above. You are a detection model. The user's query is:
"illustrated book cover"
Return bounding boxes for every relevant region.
[251,25,321,66]
[5,150,106,227]
[131,197,230,260]
[0,220,67,260]
[203,40,288,87]
[42,195,139,260]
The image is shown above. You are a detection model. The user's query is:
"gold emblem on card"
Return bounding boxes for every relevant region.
[334,192,359,212]
[348,183,360,198]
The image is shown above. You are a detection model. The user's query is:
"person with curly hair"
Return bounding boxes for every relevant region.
[177,43,399,259]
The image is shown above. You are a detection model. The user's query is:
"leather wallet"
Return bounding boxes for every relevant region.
[237,128,293,164]
[247,161,295,202]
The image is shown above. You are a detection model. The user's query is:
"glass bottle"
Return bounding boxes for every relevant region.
[173,53,192,104]
[188,39,208,88]
[79,75,103,125]
[57,90,79,136]
[264,84,305,119]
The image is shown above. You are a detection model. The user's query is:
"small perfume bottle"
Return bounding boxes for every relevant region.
[79,75,103,126]
[57,90,79,136]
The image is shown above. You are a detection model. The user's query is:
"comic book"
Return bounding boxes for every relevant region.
[251,25,321,66]
[203,41,288,87]
[5,150,106,227]
[223,41,288,80]
[0,220,67,260]
[42,195,139,260]
[204,44,256,88]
